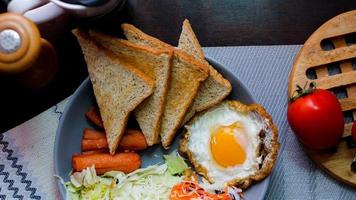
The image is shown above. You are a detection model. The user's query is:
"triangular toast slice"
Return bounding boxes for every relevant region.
[121,24,209,148]
[73,29,154,154]
[178,19,232,125]
[89,30,173,146]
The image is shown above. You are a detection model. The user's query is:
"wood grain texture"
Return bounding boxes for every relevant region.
[306,140,356,187]
[289,10,356,187]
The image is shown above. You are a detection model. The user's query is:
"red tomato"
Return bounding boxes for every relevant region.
[352,122,356,142]
[287,89,344,150]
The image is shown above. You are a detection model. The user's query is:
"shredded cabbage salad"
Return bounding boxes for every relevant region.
[62,153,186,200]
[61,152,241,200]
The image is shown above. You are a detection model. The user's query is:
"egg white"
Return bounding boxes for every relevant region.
[185,104,264,189]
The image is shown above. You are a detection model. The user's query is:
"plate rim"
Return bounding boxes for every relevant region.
[53,56,269,199]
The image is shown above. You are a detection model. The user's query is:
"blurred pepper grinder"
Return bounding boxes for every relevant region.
[0,13,58,90]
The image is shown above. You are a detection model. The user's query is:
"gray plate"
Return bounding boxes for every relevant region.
[54,57,269,199]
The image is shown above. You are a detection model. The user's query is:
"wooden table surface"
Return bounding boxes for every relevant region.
[0,0,355,132]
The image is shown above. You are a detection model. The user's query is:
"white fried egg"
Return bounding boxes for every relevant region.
[183,101,268,189]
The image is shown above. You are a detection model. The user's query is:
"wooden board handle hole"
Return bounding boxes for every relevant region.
[321,32,356,51]
[305,58,356,81]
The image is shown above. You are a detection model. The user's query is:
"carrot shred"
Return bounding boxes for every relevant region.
[72,152,141,174]
[81,128,148,152]
[170,180,231,200]
[83,128,106,140]
[85,107,103,128]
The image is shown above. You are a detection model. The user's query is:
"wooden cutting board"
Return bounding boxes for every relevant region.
[288,10,356,187]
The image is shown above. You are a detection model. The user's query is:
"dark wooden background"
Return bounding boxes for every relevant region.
[0,0,355,132]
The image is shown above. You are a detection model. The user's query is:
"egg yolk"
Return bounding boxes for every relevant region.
[210,123,246,167]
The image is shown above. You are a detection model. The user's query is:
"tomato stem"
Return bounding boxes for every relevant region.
[290,82,316,102]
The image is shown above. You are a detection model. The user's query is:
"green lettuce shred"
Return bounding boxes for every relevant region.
[163,152,189,175]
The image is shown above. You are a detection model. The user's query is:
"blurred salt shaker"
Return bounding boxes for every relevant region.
[0,13,58,89]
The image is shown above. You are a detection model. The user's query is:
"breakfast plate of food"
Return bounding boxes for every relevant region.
[54,20,279,200]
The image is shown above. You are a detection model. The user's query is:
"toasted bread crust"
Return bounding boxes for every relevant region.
[73,29,154,154]
[179,19,205,60]
[160,51,208,149]
[122,23,209,148]
[89,30,174,146]
[74,30,155,89]
[174,50,209,75]
[121,23,172,49]
[179,19,231,88]
[179,100,279,190]
[106,52,155,90]
[118,39,172,56]
[105,51,155,89]
[206,64,232,95]
[90,30,173,57]
[103,49,155,153]
[122,23,209,76]
[178,19,232,125]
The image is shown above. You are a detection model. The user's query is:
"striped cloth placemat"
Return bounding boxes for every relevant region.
[0,45,355,199]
